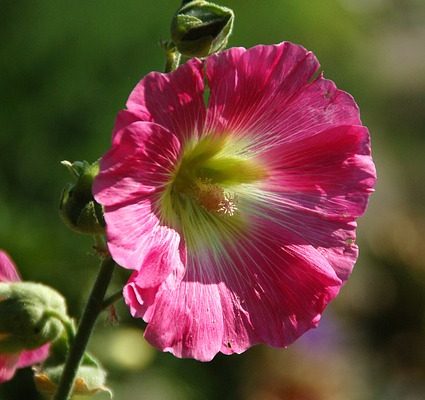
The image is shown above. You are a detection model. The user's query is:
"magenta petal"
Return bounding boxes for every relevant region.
[205,42,361,141]
[0,251,21,282]
[318,240,358,282]
[101,198,183,273]
[94,120,185,272]
[125,236,341,359]
[0,346,49,383]
[17,344,50,368]
[275,76,362,139]
[123,274,145,319]
[0,354,19,384]
[132,239,185,289]
[263,125,376,220]
[124,253,226,361]
[205,42,320,134]
[94,121,181,207]
[267,123,374,183]
[254,124,375,281]
[124,276,159,320]
[126,59,206,140]
[111,110,143,143]
[218,237,341,352]
[0,253,21,384]
[143,279,224,361]
[123,239,187,319]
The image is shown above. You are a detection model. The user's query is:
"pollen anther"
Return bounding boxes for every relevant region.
[194,178,238,216]
[217,193,238,216]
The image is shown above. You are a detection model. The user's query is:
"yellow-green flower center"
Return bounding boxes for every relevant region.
[158,135,267,254]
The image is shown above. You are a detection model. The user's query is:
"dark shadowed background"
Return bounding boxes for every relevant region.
[1,1,424,399]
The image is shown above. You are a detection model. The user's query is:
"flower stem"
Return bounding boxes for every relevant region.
[53,257,116,400]
[101,289,123,310]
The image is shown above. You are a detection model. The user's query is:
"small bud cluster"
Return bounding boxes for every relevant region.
[59,160,105,235]
[171,0,234,57]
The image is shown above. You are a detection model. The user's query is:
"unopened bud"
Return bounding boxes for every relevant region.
[34,353,111,398]
[0,282,67,353]
[59,160,105,235]
[171,0,234,57]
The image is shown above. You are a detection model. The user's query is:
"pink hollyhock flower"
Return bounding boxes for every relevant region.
[0,251,50,383]
[94,42,376,361]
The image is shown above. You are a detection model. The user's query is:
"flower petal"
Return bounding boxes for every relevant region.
[125,59,206,140]
[249,124,375,281]
[205,42,361,141]
[94,120,187,272]
[100,197,183,273]
[0,353,19,383]
[205,42,316,133]
[0,251,21,282]
[218,232,341,353]
[94,121,181,207]
[17,344,50,368]
[249,205,359,283]
[131,274,224,362]
[111,110,142,143]
[125,230,341,360]
[261,125,376,220]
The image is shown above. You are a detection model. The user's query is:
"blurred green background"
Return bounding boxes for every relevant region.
[1,0,424,399]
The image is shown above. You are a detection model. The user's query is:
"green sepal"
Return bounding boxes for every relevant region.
[33,329,112,398]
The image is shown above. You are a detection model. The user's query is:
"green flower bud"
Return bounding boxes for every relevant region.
[0,282,67,353]
[171,0,234,57]
[59,160,105,235]
[34,352,111,399]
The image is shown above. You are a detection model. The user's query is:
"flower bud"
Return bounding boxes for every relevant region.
[34,353,111,398]
[59,160,105,235]
[0,282,67,353]
[171,0,234,57]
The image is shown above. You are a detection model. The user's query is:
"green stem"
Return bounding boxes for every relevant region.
[101,289,123,310]
[53,257,116,400]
